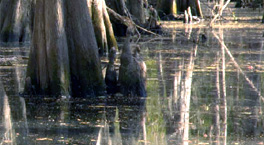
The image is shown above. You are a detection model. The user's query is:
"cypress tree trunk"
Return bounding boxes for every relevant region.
[107,0,126,16]
[0,0,34,43]
[157,0,177,17]
[108,0,147,25]
[88,0,118,55]
[65,0,105,97]
[157,0,203,19]
[188,0,202,17]
[107,0,153,36]
[103,1,118,52]
[106,0,127,36]
[25,0,106,97]
[25,0,70,96]
[262,13,264,23]
[91,0,108,55]
[127,0,146,24]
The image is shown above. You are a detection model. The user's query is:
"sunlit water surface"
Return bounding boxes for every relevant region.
[1,20,264,145]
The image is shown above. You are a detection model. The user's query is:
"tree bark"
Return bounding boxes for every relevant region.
[262,13,264,23]
[0,0,34,43]
[103,2,118,53]
[127,0,146,24]
[107,0,154,36]
[157,0,203,19]
[25,0,70,95]
[25,0,105,97]
[65,0,105,97]
[91,0,108,55]
[88,0,118,55]
[157,0,177,17]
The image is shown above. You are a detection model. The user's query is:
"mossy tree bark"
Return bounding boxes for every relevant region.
[88,0,118,55]
[25,0,105,97]
[0,0,34,43]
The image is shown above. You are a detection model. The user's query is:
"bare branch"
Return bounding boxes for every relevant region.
[106,7,161,36]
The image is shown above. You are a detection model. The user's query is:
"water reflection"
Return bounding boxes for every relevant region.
[144,23,264,144]
[0,82,16,145]
[2,22,264,144]
[166,29,197,145]
[11,96,145,144]
[212,28,227,145]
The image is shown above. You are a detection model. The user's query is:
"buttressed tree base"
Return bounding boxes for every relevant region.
[24,0,105,97]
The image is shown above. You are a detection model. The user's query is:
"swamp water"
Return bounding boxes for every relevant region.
[1,21,264,145]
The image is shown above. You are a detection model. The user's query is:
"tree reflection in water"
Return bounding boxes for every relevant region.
[0,82,16,145]
[2,22,264,144]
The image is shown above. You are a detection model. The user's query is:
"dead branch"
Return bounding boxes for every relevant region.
[106,7,160,36]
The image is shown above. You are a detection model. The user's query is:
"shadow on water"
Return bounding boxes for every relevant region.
[2,19,264,145]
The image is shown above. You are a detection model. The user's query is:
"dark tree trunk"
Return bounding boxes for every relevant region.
[25,0,105,97]
[65,0,105,97]
[0,0,34,43]
[107,0,126,15]
[157,0,203,19]
[157,0,177,17]
[107,0,147,25]
[262,13,264,23]
[26,0,70,96]
[127,0,146,24]
[107,0,153,36]
[189,0,202,17]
